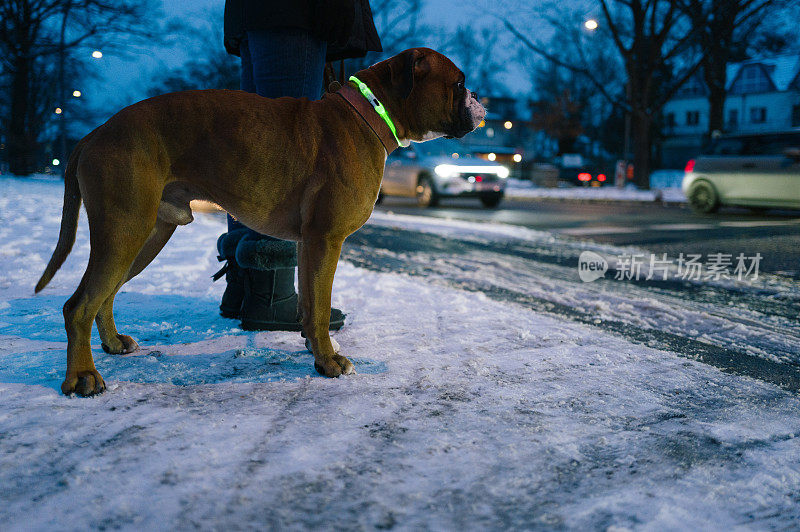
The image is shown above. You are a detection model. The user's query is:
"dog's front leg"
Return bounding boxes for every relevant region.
[298,237,354,377]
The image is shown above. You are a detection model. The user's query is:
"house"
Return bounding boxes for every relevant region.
[661,53,800,168]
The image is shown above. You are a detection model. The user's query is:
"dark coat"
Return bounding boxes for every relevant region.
[223,0,382,62]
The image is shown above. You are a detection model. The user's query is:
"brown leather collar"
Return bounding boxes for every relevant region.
[336,84,401,155]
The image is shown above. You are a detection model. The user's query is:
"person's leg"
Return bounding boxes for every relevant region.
[231,28,325,240]
[227,35,256,233]
[218,36,254,317]
[246,28,327,100]
[222,28,344,331]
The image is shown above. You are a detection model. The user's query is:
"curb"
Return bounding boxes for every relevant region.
[504,192,687,207]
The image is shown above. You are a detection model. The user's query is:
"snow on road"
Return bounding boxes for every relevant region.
[505,174,686,203]
[1,176,800,530]
[362,212,800,370]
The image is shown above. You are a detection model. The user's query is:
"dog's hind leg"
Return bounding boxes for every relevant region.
[62,212,156,396]
[95,290,140,355]
[126,200,191,283]
[127,217,179,282]
[94,217,178,355]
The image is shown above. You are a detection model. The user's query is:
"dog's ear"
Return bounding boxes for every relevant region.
[391,49,430,99]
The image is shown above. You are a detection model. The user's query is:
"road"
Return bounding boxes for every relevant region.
[374,196,800,278]
[340,195,800,393]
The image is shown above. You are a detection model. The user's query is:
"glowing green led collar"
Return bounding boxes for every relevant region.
[349,76,402,147]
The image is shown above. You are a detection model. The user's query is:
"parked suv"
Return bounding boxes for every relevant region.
[682,132,800,213]
[380,139,509,208]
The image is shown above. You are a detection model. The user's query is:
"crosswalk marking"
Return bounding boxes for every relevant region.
[558,226,641,235]
[718,219,800,228]
[648,223,716,231]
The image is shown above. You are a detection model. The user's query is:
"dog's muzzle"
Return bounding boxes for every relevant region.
[445,90,486,139]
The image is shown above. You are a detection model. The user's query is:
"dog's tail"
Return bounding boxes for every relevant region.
[35,140,84,293]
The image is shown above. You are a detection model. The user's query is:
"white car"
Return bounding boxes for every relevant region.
[682,132,800,213]
[380,139,509,208]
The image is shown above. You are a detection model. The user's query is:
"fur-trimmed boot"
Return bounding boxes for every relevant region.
[214,228,250,319]
[234,234,345,331]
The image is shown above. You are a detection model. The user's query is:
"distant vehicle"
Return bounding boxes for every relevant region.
[466,145,524,175]
[553,153,609,187]
[525,161,560,187]
[682,132,800,213]
[380,138,509,208]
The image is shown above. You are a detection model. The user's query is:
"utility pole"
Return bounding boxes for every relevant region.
[619,81,632,188]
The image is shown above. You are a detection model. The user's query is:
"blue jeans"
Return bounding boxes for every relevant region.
[228,28,328,235]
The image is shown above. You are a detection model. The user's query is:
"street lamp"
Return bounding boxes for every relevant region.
[72,90,81,98]
[92,50,103,59]
[584,19,598,31]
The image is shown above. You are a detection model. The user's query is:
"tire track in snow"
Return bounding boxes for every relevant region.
[343,224,800,392]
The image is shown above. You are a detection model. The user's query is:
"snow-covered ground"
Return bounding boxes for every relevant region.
[2,176,800,530]
[505,170,687,203]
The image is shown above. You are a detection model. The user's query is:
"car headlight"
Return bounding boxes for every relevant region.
[435,164,509,178]
[435,164,458,178]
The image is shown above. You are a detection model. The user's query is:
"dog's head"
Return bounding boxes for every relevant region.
[370,48,486,144]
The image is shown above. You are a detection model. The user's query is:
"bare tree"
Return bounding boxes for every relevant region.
[148,23,239,97]
[522,32,621,157]
[444,26,506,98]
[0,0,157,175]
[343,0,427,75]
[676,0,787,137]
[505,0,704,188]
[373,0,425,51]
[530,89,584,155]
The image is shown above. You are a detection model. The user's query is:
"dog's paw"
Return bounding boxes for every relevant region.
[101,334,139,355]
[314,354,356,378]
[62,369,106,397]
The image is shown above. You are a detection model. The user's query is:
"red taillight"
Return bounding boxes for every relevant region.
[684,159,695,173]
[475,175,483,182]
[578,172,592,182]
[597,173,607,182]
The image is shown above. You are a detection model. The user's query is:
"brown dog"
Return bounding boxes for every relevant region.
[35,47,486,396]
